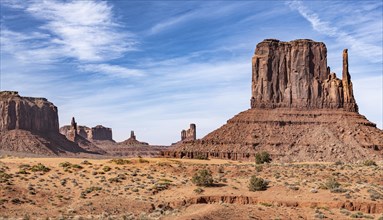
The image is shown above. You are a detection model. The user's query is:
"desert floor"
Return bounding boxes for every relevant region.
[0,156,382,220]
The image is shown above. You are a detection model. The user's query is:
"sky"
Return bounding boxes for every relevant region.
[1,0,382,145]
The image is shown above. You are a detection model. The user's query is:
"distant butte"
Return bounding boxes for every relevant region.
[165,39,383,162]
[0,91,102,155]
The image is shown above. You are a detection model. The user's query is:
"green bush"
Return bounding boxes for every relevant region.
[17,169,30,175]
[255,152,271,164]
[110,159,131,165]
[102,166,112,172]
[0,171,12,183]
[59,162,72,168]
[248,176,268,191]
[71,164,83,169]
[30,163,50,172]
[192,169,214,187]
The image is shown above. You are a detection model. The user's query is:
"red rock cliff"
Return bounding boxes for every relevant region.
[0,91,59,133]
[251,39,357,111]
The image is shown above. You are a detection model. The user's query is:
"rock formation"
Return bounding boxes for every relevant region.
[250,39,357,111]
[92,130,164,157]
[60,118,113,142]
[0,91,101,155]
[0,91,59,132]
[118,131,149,146]
[181,124,196,142]
[165,39,383,162]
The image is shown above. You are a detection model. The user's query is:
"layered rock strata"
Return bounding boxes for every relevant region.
[165,39,383,162]
[0,91,100,155]
[60,119,113,142]
[1,91,59,132]
[250,39,357,111]
[181,124,196,142]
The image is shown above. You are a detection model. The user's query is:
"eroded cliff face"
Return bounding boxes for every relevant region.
[0,91,59,133]
[251,39,357,111]
[165,39,382,162]
[90,125,113,141]
[0,92,105,156]
[59,120,113,142]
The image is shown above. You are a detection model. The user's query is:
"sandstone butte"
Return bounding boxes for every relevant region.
[165,39,383,162]
[0,92,162,157]
[0,91,104,156]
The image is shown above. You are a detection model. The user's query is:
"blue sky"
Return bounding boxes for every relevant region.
[1,0,382,145]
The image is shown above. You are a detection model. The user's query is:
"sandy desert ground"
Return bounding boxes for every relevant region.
[0,156,382,220]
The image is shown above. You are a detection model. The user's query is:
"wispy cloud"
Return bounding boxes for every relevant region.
[80,64,145,78]
[286,0,382,62]
[148,2,252,35]
[1,0,136,62]
[149,10,195,35]
[1,27,63,63]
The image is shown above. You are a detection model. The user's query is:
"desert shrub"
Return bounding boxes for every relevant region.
[248,175,268,191]
[255,165,263,172]
[153,182,171,191]
[80,160,92,165]
[194,187,204,194]
[59,162,72,168]
[363,160,377,166]
[108,174,126,183]
[159,178,173,183]
[110,159,131,165]
[259,202,273,207]
[138,158,149,163]
[86,186,102,193]
[334,161,343,166]
[71,164,83,169]
[102,166,112,172]
[255,152,271,164]
[0,171,12,183]
[324,177,341,190]
[330,187,347,193]
[81,186,102,198]
[19,164,31,169]
[81,160,92,165]
[59,162,82,170]
[350,212,373,219]
[30,163,50,172]
[192,169,214,187]
[194,154,208,160]
[17,169,30,175]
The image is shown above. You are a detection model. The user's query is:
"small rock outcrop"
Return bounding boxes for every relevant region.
[251,39,357,112]
[165,39,383,162]
[181,124,196,142]
[119,131,149,146]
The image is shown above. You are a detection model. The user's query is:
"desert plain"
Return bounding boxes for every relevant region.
[0,156,382,220]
